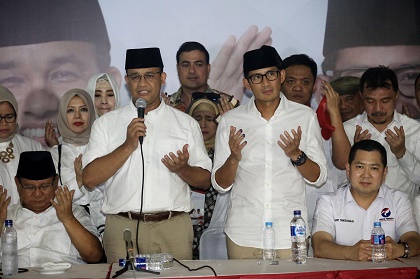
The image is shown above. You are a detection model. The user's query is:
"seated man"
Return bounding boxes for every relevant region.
[312,140,420,260]
[0,151,102,267]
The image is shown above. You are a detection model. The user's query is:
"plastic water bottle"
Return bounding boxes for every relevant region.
[1,220,18,276]
[263,222,276,260]
[371,222,385,263]
[290,210,307,264]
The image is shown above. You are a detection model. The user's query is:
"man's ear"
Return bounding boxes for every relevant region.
[383,166,388,184]
[160,72,167,85]
[107,66,123,89]
[243,77,251,91]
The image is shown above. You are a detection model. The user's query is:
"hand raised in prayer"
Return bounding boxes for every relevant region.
[0,186,10,226]
[385,126,406,159]
[162,144,190,173]
[228,126,247,162]
[354,125,371,143]
[277,126,302,159]
[74,154,83,188]
[52,186,76,223]
[44,121,59,147]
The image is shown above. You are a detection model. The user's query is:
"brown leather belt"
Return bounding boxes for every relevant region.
[117,211,184,222]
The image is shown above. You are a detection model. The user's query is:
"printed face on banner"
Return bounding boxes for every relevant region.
[333,45,420,119]
[0,41,106,145]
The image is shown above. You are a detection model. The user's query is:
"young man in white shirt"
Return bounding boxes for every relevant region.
[0,151,102,267]
[83,48,212,262]
[212,45,327,259]
[312,139,420,260]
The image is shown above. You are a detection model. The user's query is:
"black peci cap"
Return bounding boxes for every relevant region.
[125,48,164,70]
[243,45,282,76]
[16,151,56,180]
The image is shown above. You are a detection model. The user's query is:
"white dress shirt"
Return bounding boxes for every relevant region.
[312,184,419,246]
[50,143,105,231]
[344,111,420,197]
[0,134,44,204]
[414,195,420,229]
[5,203,98,267]
[83,101,212,214]
[212,95,327,249]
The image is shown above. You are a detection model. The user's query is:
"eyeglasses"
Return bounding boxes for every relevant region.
[192,92,221,102]
[127,72,161,83]
[326,65,420,98]
[0,114,16,123]
[247,70,280,84]
[19,178,55,192]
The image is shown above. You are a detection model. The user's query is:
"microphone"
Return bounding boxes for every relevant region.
[135,98,147,144]
[123,229,135,263]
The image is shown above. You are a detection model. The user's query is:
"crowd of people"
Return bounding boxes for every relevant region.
[0,0,419,270]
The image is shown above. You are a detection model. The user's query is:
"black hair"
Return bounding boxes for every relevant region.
[348,140,387,167]
[281,54,317,80]
[359,66,398,93]
[176,42,209,64]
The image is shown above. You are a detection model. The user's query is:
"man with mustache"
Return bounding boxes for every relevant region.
[332,66,420,198]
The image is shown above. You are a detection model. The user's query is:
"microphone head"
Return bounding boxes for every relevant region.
[135,98,147,109]
[123,229,132,242]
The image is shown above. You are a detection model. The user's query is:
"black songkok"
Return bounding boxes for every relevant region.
[125,48,164,70]
[16,151,56,180]
[243,45,282,76]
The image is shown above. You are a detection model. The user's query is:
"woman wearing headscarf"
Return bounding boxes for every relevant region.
[44,73,120,147]
[186,98,220,259]
[50,88,105,235]
[0,85,44,204]
[85,73,120,118]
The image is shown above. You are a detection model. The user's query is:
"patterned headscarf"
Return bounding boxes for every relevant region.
[85,73,120,118]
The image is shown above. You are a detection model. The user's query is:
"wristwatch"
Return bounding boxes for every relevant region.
[291,151,307,167]
[398,241,410,258]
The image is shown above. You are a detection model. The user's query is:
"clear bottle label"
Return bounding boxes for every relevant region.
[371,234,385,245]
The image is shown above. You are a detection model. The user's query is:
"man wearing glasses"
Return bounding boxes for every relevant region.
[211,45,327,259]
[0,151,102,267]
[83,48,212,262]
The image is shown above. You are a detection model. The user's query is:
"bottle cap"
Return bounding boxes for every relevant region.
[374,221,381,227]
[4,220,12,226]
[265,222,273,227]
[293,210,301,215]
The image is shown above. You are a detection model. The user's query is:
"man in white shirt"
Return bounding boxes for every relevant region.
[312,140,420,260]
[212,45,327,259]
[83,48,212,262]
[279,54,343,238]
[0,151,102,267]
[331,66,420,197]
